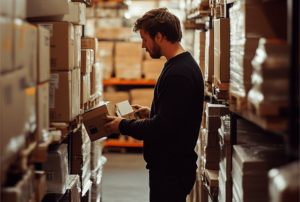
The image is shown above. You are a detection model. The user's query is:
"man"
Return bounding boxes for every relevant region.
[104,7,204,202]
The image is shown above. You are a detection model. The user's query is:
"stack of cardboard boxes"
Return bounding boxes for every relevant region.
[130,88,154,108]
[143,52,166,80]
[194,30,206,75]
[97,41,114,80]
[115,42,143,80]
[204,29,214,93]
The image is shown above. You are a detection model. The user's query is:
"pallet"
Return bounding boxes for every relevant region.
[229,92,247,111]
[247,101,288,117]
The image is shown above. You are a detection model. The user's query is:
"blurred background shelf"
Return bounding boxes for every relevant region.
[103,78,156,86]
[105,139,143,147]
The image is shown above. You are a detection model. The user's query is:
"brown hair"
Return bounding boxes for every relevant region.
[133,8,182,43]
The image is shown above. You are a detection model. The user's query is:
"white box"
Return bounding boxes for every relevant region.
[36,82,49,142]
[0,0,13,17]
[13,19,26,70]
[24,22,38,87]
[0,68,26,165]
[28,2,86,25]
[26,0,69,18]
[15,0,27,19]
[74,25,82,69]
[37,25,50,83]
[0,16,13,74]
[25,86,37,136]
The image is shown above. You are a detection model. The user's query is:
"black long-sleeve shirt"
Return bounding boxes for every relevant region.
[119,52,204,177]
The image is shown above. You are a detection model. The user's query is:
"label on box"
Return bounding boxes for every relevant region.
[49,74,59,108]
[38,24,53,37]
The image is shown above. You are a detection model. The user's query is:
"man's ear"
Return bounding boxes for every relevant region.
[155,32,163,43]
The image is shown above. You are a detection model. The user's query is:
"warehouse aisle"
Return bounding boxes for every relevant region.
[102,153,149,202]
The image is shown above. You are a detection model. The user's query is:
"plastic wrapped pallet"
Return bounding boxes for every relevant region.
[42,144,69,194]
[247,38,290,109]
[232,145,286,202]
[91,156,107,202]
[268,161,300,202]
[90,62,103,97]
[60,175,81,202]
[204,29,214,83]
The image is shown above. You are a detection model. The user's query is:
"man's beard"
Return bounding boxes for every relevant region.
[148,40,162,59]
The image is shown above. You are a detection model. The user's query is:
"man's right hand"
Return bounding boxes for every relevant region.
[131,104,150,119]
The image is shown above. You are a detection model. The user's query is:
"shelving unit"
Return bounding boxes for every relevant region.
[103,77,156,86]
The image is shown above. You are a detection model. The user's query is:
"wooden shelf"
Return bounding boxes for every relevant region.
[103,78,156,86]
[105,139,143,147]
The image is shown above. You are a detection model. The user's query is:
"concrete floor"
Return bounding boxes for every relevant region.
[102,153,149,202]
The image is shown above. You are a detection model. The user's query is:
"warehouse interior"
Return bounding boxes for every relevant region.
[0,0,299,202]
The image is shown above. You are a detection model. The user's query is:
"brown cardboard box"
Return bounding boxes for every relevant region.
[206,115,221,132]
[115,42,142,58]
[37,25,50,83]
[205,169,219,188]
[81,49,92,74]
[26,0,69,18]
[103,91,130,104]
[72,68,81,119]
[0,0,13,17]
[204,131,219,147]
[204,159,219,170]
[35,22,74,71]
[14,0,26,19]
[95,27,132,40]
[74,25,82,69]
[0,16,13,73]
[115,56,142,80]
[81,37,98,64]
[0,68,26,165]
[14,19,26,70]
[24,22,38,87]
[214,19,230,87]
[82,101,116,141]
[81,73,90,105]
[130,88,154,107]
[28,2,86,25]
[204,29,214,83]
[35,171,47,202]
[101,56,113,80]
[49,71,72,122]
[206,103,229,116]
[97,41,114,58]
[143,60,165,80]
[36,82,49,142]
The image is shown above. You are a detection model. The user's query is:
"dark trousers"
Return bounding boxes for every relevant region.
[149,170,196,202]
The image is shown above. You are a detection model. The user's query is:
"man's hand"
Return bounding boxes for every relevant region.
[131,104,150,119]
[104,116,123,134]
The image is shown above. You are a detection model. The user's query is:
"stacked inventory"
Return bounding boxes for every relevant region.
[60,175,81,202]
[229,0,287,99]
[97,41,114,80]
[143,52,166,80]
[130,88,154,108]
[81,49,92,107]
[115,42,143,80]
[232,145,286,202]
[194,30,206,74]
[204,29,214,93]
[71,125,92,198]
[268,161,300,202]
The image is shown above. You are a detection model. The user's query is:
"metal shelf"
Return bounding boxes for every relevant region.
[103,78,156,86]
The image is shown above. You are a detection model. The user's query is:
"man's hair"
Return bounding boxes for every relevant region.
[133,8,182,43]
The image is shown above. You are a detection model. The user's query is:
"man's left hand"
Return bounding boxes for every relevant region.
[104,116,123,134]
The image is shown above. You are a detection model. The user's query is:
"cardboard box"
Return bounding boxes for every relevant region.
[101,57,113,80]
[0,0,13,17]
[24,22,38,87]
[14,0,26,19]
[204,159,219,170]
[81,73,90,105]
[14,19,26,70]
[0,68,26,165]
[0,16,13,73]
[35,22,74,71]
[205,169,219,188]
[74,25,82,69]
[206,103,230,117]
[27,2,86,25]
[95,27,132,40]
[35,171,47,202]
[103,91,130,104]
[36,82,49,142]
[90,63,102,95]
[49,71,73,122]
[72,68,81,120]
[115,42,142,58]
[143,60,165,80]
[84,18,95,38]
[82,102,116,141]
[130,88,154,107]
[81,38,97,64]
[115,56,142,80]
[204,29,214,83]
[206,115,221,132]
[204,131,219,147]
[25,86,37,135]
[97,41,114,58]
[37,25,50,83]
[26,0,69,18]
[81,49,92,74]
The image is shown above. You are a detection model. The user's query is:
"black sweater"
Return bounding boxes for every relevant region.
[119,52,204,177]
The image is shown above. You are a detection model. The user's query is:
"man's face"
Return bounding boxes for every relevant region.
[140,29,162,59]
